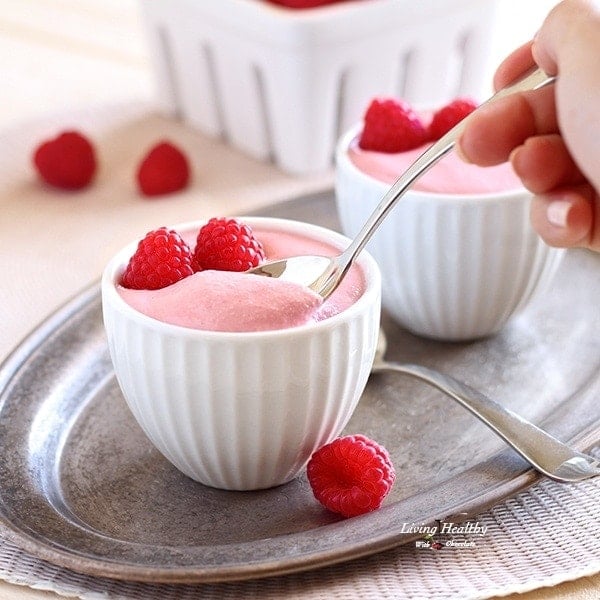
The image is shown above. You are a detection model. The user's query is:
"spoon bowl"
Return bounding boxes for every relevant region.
[250,254,349,299]
[247,68,556,298]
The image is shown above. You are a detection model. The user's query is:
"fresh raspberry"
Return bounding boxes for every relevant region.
[428,98,478,140]
[136,141,190,197]
[193,217,265,272]
[121,227,195,290]
[33,130,96,190]
[359,98,427,153]
[307,434,395,518]
[266,0,343,8]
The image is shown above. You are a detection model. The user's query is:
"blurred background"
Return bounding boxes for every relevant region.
[1,0,558,135]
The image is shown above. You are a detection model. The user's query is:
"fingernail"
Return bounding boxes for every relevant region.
[546,199,571,227]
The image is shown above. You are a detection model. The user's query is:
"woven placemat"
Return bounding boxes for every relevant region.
[1,458,599,600]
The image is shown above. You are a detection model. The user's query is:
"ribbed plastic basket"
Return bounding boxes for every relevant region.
[140,0,499,174]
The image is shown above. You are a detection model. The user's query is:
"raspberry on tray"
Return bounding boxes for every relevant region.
[307,434,395,518]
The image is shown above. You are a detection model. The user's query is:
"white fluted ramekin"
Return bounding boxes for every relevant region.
[102,217,381,490]
[335,126,564,341]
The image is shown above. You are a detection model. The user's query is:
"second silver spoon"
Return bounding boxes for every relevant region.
[371,331,599,483]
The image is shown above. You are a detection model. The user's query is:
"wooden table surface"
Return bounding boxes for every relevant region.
[1,1,598,598]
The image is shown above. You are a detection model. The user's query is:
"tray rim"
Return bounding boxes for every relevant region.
[1,198,600,584]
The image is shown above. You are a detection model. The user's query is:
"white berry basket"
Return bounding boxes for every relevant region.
[139,0,500,174]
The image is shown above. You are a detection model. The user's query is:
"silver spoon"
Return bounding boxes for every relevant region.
[371,331,600,483]
[248,67,556,298]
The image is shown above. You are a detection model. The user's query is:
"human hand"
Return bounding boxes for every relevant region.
[458,0,600,251]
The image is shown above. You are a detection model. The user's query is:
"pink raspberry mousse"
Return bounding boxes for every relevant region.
[349,137,523,194]
[118,227,365,332]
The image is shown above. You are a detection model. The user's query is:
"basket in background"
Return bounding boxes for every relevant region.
[140,0,500,174]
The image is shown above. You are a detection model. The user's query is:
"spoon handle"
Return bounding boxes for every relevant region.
[338,67,557,272]
[372,361,600,482]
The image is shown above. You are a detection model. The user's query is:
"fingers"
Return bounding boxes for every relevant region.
[531,0,600,192]
[530,184,600,251]
[492,41,537,90]
[464,0,600,253]
[510,134,584,193]
[490,1,595,90]
[457,85,557,166]
[531,0,599,75]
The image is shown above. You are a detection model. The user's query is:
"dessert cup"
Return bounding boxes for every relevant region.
[335,125,565,341]
[102,217,381,490]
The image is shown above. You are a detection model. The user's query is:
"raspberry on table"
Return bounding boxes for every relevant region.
[359,98,428,153]
[307,434,395,518]
[33,130,97,190]
[121,227,195,290]
[428,97,478,140]
[136,140,191,197]
[193,217,266,272]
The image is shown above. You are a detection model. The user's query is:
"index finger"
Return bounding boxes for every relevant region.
[493,41,537,90]
[458,84,557,166]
